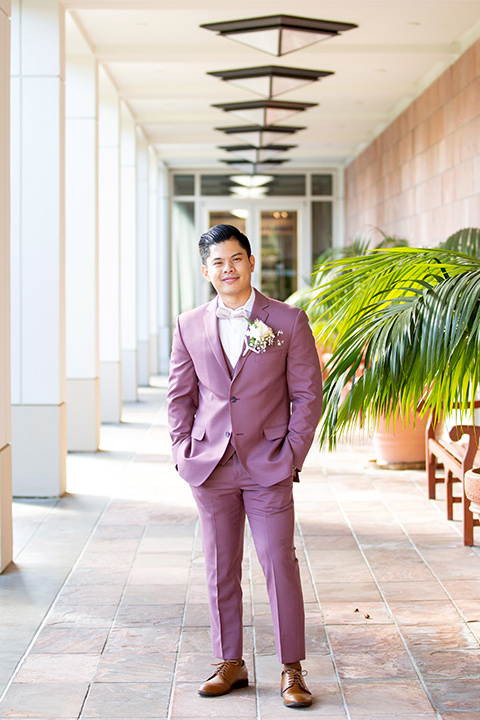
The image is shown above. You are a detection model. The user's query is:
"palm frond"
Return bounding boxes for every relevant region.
[313,244,480,449]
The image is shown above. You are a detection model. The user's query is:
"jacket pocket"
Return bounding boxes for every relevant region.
[191,424,206,441]
[264,423,288,440]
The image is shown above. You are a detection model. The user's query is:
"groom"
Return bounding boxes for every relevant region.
[167,224,322,708]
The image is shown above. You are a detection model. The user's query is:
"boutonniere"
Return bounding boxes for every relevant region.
[243,319,284,356]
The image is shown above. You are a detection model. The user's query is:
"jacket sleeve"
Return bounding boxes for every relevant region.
[167,316,198,465]
[285,309,323,470]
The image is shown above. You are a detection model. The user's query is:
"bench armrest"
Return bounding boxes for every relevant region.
[448,425,480,469]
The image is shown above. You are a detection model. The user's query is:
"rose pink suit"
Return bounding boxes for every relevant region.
[167,289,323,662]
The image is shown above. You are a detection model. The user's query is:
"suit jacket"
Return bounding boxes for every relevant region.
[167,289,323,487]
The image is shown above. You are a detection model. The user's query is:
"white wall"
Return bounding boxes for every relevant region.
[148,147,158,375]
[0,0,13,570]
[98,66,122,422]
[10,0,67,496]
[120,101,137,402]
[136,128,150,386]
[65,17,100,450]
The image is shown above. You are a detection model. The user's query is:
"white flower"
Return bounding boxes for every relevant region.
[243,319,284,355]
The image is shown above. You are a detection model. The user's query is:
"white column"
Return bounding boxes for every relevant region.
[120,101,137,402]
[148,147,158,375]
[157,163,171,374]
[10,0,66,496]
[136,128,150,386]
[0,0,12,570]
[65,18,100,451]
[98,66,121,422]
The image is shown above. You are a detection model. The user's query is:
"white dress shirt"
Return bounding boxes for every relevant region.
[217,288,256,368]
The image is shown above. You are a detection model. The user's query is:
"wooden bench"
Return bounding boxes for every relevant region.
[426,408,480,545]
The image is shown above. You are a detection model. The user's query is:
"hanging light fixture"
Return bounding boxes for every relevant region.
[219,144,295,163]
[216,124,304,147]
[207,66,333,99]
[230,175,274,188]
[230,185,270,198]
[201,14,358,56]
[221,159,289,173]
[212,99,317,126]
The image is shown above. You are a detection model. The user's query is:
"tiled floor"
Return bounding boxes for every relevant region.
[1,378,480,719]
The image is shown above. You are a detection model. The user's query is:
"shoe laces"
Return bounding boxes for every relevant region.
[282,668,310,693]
[211,659,241,680]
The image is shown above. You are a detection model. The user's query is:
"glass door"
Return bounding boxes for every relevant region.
[253,201,307,302]
[200,199,306,304]
[259,209,298,301]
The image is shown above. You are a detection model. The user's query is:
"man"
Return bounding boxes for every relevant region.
[167,224,323,708]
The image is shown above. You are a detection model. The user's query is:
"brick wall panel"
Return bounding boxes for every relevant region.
[345,38,480,244]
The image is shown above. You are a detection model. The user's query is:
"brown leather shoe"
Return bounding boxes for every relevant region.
[198,659,248,696]
[281,667,313,708]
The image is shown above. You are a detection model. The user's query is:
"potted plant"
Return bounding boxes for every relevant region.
[309,228,480,466]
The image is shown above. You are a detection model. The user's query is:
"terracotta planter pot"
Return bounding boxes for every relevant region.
[464,467,480,517]
[373,412,428,467]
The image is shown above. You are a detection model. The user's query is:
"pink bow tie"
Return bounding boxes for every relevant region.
[216,306,250,320]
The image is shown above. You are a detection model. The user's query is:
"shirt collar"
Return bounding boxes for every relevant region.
[217,287,256,317]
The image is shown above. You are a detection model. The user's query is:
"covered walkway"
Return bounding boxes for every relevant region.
[0,380,479,719]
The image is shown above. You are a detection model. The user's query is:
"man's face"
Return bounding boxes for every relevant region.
[201,238,255,308]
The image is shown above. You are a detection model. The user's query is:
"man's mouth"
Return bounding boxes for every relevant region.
[222,276,239,282]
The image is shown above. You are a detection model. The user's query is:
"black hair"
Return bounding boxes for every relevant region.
[199,224,251,265]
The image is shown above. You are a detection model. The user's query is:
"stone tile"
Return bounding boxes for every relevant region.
[342,680,433,717]
[82,682,171,718]
[114,604,184,628]
[0,682,89,718]
[333,651,416,680]
[441,580,480,599]
[378,581,448,602]
[256,654,336,684]
[54,584,125,606]
[425,679,480,712]
[257,682,345,716]
[120,584,187,605]
[321,602,392,625]
[44,604,118,628]
[13,654,100,683]
[388,600,462,626]
[95,652,176,683]
[170,682,256,718]
[411,648,480,679]
[175,653,234,683]
[104,627,180,655]
[31,627,109,655]
[315,583,383,602]
[401,624,480,650]
[132,552,191,568]
[128,566,189,585]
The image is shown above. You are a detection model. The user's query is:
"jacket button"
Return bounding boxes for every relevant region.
[225,431,231,438]
[231,397,237,403]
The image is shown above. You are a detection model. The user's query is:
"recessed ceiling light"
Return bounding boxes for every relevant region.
[407,21,421,26]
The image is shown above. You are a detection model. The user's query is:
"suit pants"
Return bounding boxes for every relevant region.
[191,452,305,664]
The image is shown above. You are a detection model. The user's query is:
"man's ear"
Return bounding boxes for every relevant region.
[249,254,255,273]
[201,265,211,282]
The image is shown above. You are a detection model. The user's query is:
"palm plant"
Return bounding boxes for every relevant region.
[313,228,480,450]
[286,229,408,350]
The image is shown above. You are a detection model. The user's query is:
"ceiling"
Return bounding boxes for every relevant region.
[64,0,480,170]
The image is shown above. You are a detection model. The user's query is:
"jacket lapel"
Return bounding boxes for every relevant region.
[204,298,231,379]
[232,289,270,379]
